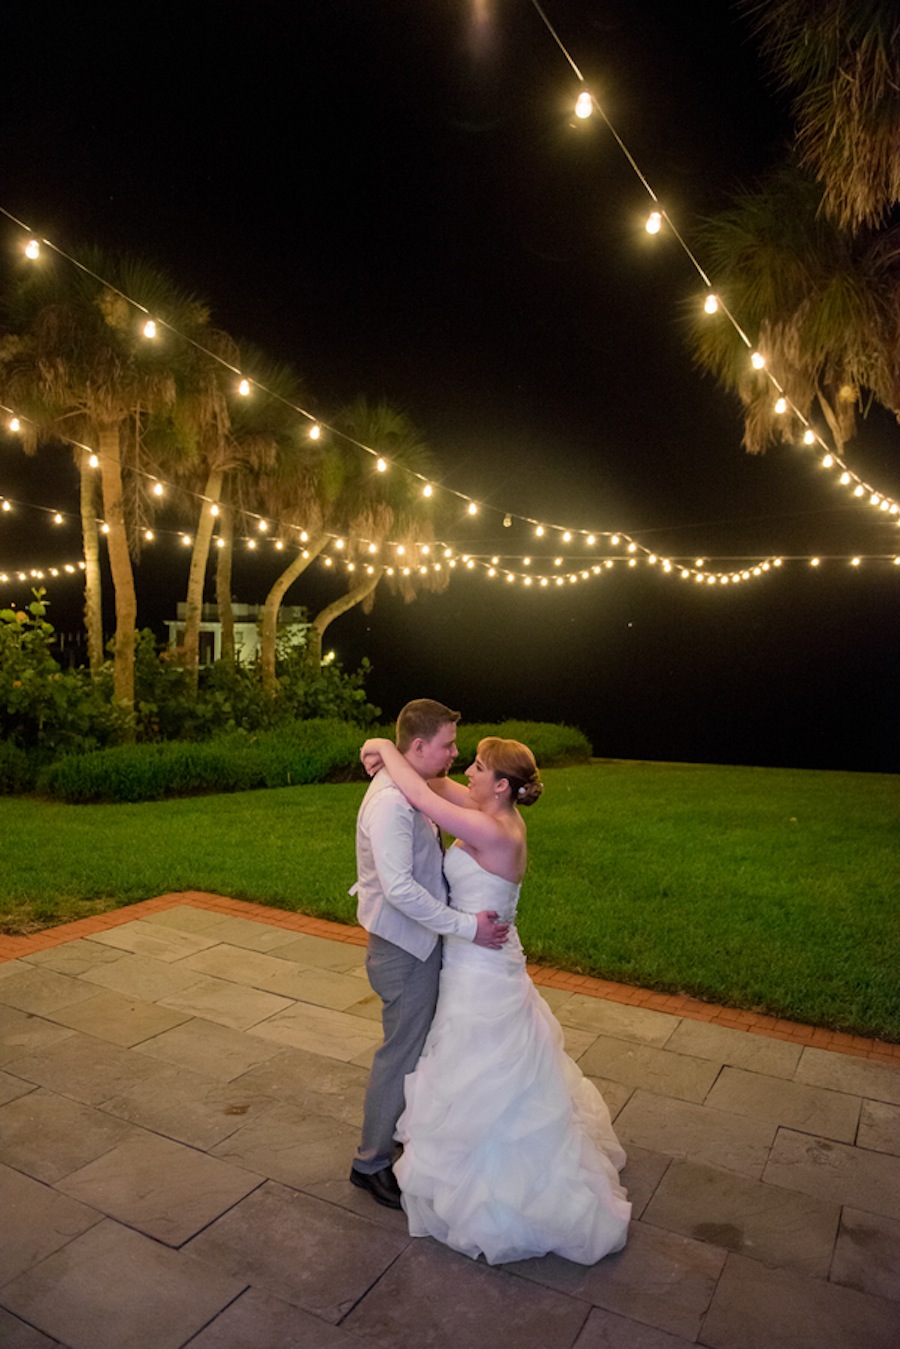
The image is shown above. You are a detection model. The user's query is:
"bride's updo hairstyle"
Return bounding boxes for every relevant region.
[478,737,543,807]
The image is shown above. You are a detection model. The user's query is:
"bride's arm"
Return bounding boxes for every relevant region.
[361,739,502,848]
[426,776,478,809]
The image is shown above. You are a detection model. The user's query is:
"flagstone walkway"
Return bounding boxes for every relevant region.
[0,891,897,1349]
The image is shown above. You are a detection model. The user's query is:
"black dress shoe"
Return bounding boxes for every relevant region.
[349,1165,402,1210]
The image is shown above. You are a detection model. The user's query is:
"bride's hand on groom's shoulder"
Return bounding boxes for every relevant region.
[360,741,385,776]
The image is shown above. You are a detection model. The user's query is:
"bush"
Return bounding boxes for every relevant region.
[0,593,117,756]
[455,721,592,768]
[0,741,33,794]
[38,718,369,803]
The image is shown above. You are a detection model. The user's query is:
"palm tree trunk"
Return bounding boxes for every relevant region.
[215,501,235,662]
[97,421,137,716]
[260,532,329,695]
[307,568,383,669]
[182,468,224,688]
[78,451,104,676]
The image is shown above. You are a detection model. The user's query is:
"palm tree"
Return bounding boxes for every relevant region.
[743,0,900,230]
[0,250,217,712]
[170,351,316,686]
[257,397,444,691]
[686,162,900,456]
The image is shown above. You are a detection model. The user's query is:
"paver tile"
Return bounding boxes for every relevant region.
[763,1127,900,1219]
[794,1046,900,1106]
[134,1016,283,1080]
[510,1220,726,1341]
[579,1037,720,1104]
[20,938,125,978]
[0,1161,101,1286]
[101,1063,279,1150]
[246,999,382,1061]
[857,1099,900,1157]
[140,905,231,934]
[830,1207,900,1304]
[0,967,102,1017]
[231,1045,368,1127]
[663,1020,802,1078]
[614,1090,775,1179]
[210,1099,360,1189]
[586,1074,633,1123]
[186,1285,370,1348]
[87,920,221,962]
[8,1030,169,1105]
[343,1238,590,1349]
[564,1025,602,1062]
[144,910,299,953]
[259,962,381,1010]
[184,1180,409,1325]
[79,951,211,1002]
[705,1065,860,1142]
[556,998,679,1048]
[573,1307,697,1348]
[158,974,293,1030]
[0,1219,247,1349]
[0,1088,136,1182]
[0,1068,35,1106]
[617,1146,671,1220]
[0,1306,64,1348]
[56,1130,262,1245]
[43,989,192,1047]
[269,932,367,971]
[0,1005,75,1067]
[177,943,299,988]
[641,1158,840,1277]
[701,1251,899,1349]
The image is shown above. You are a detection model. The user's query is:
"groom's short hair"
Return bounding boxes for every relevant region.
[396,699,460,752]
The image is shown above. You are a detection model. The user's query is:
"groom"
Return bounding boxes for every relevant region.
[349,698,509,1208]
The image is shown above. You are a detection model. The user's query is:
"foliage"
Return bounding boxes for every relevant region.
[0,741,32,795]
[687,160,900,454]
[131,631,380,741]
[454,721,592,768]
[37,718,370,804]
[0,592,117,756]
[744,0,900,230]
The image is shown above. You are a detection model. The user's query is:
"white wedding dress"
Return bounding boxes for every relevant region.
[394,844,631,1266]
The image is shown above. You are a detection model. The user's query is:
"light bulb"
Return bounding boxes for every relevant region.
[25,239,40,259]
[804,429,816,445]
[574,91,593,119]
[238,378,250,396]
[822,454,834,468]
[467,502,478,515]
[751,351,765,370]
[143,319,157,339]
[645,211,662,234]
[704,294,718,315]
[376,457,387,473]
[774,397,787,415]
[309,424,321,440]
[423,483,433,497]
[8,417,20,432]
[53,513,63,524]
[153,481,164,496]
[88,454,99,468]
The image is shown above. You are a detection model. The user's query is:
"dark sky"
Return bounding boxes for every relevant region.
[0,1,897,771]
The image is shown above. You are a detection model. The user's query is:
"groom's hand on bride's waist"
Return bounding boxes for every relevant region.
[474,911,510,949]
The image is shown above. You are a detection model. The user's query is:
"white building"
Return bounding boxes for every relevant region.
[165,603,309,665]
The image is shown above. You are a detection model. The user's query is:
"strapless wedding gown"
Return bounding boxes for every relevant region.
[394,844,631,1266]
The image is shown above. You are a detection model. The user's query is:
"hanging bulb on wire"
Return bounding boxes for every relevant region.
[574,90,593,119]
[645,211,662,235]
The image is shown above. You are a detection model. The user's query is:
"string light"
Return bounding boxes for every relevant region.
[375,457,387,473]
[645,211,662,235]
[237,378,250,396]
[704,294,718,315]
[309,424,321,440]
[751,352,766,370]
[24,239,39,259]
[574,91,593,119]
[142,319,157,339]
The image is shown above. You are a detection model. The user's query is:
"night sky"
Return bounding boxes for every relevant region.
[1,1,897,772]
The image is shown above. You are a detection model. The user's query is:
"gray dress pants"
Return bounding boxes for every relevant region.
[354,931,441,1174]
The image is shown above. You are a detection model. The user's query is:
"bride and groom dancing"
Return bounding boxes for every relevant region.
[349,698,631,1266]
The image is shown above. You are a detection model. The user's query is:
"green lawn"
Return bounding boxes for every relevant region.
[2,760,897,1040]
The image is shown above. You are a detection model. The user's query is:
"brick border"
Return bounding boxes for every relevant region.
[2,890,898,1067]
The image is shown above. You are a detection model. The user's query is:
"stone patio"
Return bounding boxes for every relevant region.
[0,893,897,1348]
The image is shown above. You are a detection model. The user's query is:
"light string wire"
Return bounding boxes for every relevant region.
[2,482,896,593]
[2,228,896,591]
[528,0,900,519]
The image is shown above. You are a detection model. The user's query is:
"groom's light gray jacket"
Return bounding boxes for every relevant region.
[354,769,477,961]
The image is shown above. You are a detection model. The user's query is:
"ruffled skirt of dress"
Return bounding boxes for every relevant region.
[394,935,631,1266]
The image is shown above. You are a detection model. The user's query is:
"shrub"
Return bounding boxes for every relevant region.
[38,718,369,803]
[0,741,33,794]
[0,593,117,756]
[455,721,592,767]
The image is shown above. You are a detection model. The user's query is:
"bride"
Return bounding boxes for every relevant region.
[359,733,631,1266]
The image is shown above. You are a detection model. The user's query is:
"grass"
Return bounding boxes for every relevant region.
[2,759,897,1040]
